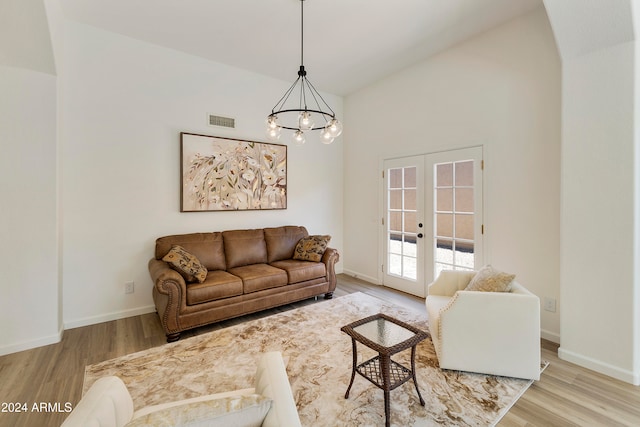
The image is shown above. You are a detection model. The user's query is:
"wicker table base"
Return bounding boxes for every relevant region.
[341,313,429,427]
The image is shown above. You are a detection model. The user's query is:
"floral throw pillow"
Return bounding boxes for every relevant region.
[464,265,515,292]
[162,245,208,283]
[293,235,331,262]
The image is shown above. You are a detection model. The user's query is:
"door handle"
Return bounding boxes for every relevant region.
[417,233,423,238]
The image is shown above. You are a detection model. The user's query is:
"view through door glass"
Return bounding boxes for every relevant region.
[387,166,418,280]
[434,160,476,278]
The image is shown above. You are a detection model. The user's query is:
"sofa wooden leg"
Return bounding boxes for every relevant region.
[166,332,181,343]
[324,292,334,299]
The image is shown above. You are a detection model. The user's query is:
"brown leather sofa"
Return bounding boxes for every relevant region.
[149,226,339,342]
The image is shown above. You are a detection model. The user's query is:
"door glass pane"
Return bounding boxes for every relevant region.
[389,168,402,189]
[403,235,417,257]
[389,212,402,233]
[404,168,416,188]
[455,161,473,186]
[455,188,473,213]
[404,256,417,280]
[436,213,453,237]
[437,188,453,211]
[455,242,474,269]
[455,214,473,240]
[404,189,416,210]
[435,238,453,266]
[389,190,402,210]
[436,163,453,186]
[389,234,402,254]
[404,211,417,234]
[389,254,402,275]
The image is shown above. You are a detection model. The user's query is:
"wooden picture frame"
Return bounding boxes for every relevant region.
[180,132,287,212]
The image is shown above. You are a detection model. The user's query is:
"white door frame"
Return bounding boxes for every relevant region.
[378,146,484,297]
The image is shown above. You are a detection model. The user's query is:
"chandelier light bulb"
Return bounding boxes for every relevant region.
[266,126,281,141]
[292,130,306,145]
[266,115,279,129]
[320,127,335,145]
[298,111,315,131]
[326,118,343,137]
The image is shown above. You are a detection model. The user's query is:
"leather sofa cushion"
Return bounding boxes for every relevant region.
[228,264,288,293]
[186,270,243,305]
[269,260,326,284]
[223,229,268,269]
[155,233,226,271]
[264,226,308,263]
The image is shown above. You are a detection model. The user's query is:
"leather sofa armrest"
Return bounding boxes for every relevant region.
[322,247,339,265]
[148,258,187,336]
[149,258,184,287]
[322,247,340,293]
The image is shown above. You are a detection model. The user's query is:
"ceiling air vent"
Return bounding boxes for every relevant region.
[208,114,235,129]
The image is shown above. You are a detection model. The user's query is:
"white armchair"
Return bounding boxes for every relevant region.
[425,270,541,380]
[61,351,302,427]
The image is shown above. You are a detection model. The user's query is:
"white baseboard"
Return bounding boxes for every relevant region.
[540,328,560,344]
[558,347,640,385]
[341,269,381,285]
[64,305,157,330]
[0,327,63,356]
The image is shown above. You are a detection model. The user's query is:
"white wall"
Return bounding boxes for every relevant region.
[0,0,56,74]
[61,22,343,328]
[0,66,60,354]
[559,39,638,385]
[343,7,561,341]
[543,0,640,384]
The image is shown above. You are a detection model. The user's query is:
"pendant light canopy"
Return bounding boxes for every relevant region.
[266,0,342,145]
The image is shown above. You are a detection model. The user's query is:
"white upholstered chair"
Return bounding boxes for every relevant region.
[61,352,301,427]
[425,269,541,380]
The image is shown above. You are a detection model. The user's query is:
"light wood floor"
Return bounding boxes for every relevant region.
[1,274,639,426]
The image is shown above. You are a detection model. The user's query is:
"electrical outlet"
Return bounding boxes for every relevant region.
[125,281,135,294]
[543,297,556,313]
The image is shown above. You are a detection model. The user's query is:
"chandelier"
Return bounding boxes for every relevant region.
[266,0,342,145]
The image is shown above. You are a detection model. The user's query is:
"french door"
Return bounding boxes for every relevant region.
[382,147,483,297]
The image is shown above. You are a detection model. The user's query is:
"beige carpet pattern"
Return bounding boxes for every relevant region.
[85,292,541,426]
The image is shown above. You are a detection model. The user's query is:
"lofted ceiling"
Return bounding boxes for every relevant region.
[59,0,542,96]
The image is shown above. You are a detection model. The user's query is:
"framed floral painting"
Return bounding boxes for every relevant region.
[180,132,287,212]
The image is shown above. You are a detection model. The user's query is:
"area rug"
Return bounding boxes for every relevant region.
[84,292,544,426]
